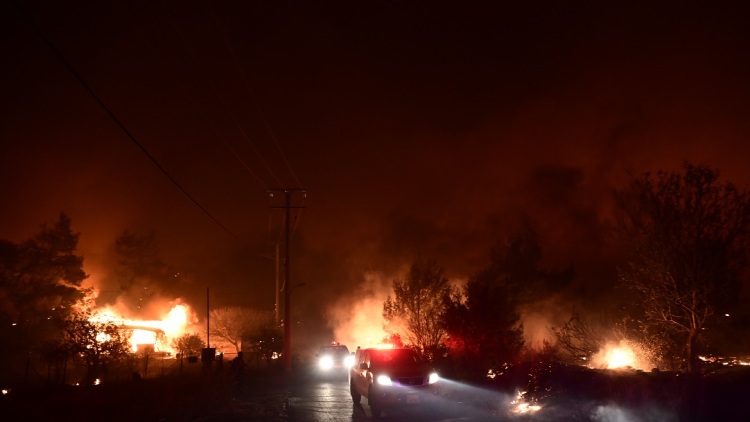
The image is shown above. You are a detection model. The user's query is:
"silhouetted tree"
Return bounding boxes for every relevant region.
[209,307,275,353]
[383,258,451,359]
[614,162,750,374]
[442,275,524,378]
[171,333,205,357]
[442,222,570,378]
[0,214,87,329]
[483,220,575,305]
[244,318,282,364]
[62,309,133,385]
[0,214,88,383]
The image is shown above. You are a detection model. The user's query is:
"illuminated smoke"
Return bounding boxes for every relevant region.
[325,271,393,349]
[591,404,678,422]
[518,297,569,349]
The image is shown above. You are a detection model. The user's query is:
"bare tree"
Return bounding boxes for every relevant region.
[383,258,451,358]
[209,307,274,353]
[551,312,608,362]
[614,162,750,374]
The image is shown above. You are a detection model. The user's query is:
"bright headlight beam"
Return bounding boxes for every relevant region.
[428,372,439,384]
[318,355,333,370]
[376,375,393,386]
[344,355,355,368]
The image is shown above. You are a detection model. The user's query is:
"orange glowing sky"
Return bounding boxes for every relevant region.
[2,1,750,348]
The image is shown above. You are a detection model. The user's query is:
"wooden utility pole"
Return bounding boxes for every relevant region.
[206,287,210,348]
[269,188,306,374]
[275,243,280,323]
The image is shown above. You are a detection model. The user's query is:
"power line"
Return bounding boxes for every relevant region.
[120,1,269,191]
[12,0,237,240]
[205,0,304,188]
[161,3,286,188]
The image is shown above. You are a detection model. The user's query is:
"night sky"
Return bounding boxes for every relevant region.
[2,1,750,348]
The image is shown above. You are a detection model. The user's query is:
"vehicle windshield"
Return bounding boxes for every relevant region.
[370,349,421,366]
[320,346,349,356]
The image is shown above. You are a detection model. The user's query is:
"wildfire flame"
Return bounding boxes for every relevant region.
[326,272,392,349]
[603,346,636,369]
[511,391,542,414]
[90,303,193,353]
[591,340,653,371]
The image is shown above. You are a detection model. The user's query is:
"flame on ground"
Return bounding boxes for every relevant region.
[591,340,654,371]
[511,390,542,414]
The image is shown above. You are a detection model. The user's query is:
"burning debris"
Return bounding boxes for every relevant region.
[699,355,750,367]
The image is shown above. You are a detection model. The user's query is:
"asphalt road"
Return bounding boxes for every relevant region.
[286,369,508,422]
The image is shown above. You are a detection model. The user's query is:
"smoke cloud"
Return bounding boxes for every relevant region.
[591,404,678,422]
[325,271,392,349]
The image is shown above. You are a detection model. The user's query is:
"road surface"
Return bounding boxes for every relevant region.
[286,369,506,422]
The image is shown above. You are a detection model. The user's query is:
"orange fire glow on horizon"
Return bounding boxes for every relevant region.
[326,271,393,349]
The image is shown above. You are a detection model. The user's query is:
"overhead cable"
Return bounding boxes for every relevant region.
[205,0,304,188]
[162,3,286,188]
[12,0,237,240]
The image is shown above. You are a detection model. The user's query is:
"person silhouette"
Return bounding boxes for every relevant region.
[229,352,246,391]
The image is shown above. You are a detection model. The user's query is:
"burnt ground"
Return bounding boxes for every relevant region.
[475,362,750,421]
[3,363,750,421]
[1,368,289,422]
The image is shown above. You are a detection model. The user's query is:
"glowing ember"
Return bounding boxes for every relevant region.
[511,391,541,414]
[515,403,542,414]
[700,355,750,366]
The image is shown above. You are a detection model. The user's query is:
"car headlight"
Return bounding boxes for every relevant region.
[428,372,439,384]
[344,355,355,368]
[318,355,333,370]
[376,375,393,386]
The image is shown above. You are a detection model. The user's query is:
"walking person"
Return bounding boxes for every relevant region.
[229,352,246,392]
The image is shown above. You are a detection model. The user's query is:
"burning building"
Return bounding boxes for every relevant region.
[90,302,197,355]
